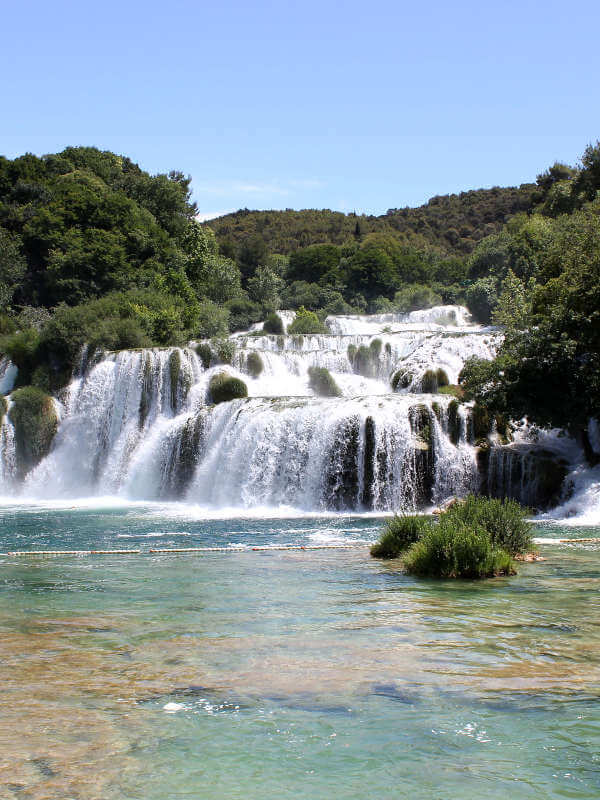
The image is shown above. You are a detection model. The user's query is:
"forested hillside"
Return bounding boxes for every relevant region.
[207,184,536,256]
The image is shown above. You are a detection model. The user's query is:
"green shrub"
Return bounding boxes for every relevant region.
[347,344,357,363]
[263,312,285,335]
[288,306,328,335]
[196,342,213,369]
[208,372,248,404]
[370,515,430,559]
[394,285,443,313]
[8,386,58,477]
[308,366,342,397]
[444,495,533,555]
[403,518,515,578]
[0,329,41,387]
[246,351,264,377]
[0,314,17,335]
[226,298,263,332]
[213,339,236,365]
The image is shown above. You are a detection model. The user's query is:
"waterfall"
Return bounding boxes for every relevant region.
[0,357,17,395]
[0,398,16,494]
[2,304,571,513]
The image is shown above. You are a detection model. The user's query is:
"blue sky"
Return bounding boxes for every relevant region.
[2,0,598,219]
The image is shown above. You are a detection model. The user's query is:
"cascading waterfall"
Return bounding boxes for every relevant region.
[0,304,567,512]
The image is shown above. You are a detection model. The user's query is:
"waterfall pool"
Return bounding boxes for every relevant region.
[1,505,599,798]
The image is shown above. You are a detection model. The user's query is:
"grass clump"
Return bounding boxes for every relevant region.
[403,517,515,579]
[443,494,533,556]
[246,351,264,377]
[438,383,464,400]
[208,372,248,404]
[308,366,342,397]
[370,494,530,578]
[263,312,284,335]
[370,515,430,559]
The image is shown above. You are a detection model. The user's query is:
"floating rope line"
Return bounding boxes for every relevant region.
[1,543,370,557]
[558,537,600,543]
[3,539,598,558]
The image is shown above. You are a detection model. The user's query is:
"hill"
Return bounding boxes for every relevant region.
[206,183,537,256]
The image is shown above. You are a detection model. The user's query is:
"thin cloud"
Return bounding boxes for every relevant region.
[195,210,235,222]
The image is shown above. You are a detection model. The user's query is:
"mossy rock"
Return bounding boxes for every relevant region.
[421,368,449,393]
[447,399,461,446]
[391,368,413,391]
[246,351,264,378]
[354,345,375,377]
[369,338,382,359]
[347,344,357,363]
[472,403,491,444]
[169,350,182,411]
[410,404,432,447]
[409,404,436,504]
[139,353,153,427]
[8,386,58,478]
[209,372,248,404]
[196,342,213,369]
[431,401,442,424]
[0,394,7,424]
[324,415,360,510]
[361,416,376,508]
[308,366,342,397]
[494,413,512,444]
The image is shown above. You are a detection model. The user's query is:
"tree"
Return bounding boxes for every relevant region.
[247,265,283,311]
[0,230,26,309]
[492,270,532,330]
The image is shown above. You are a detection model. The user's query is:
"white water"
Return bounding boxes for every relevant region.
[0,356,17,395]
[1,306,597,519]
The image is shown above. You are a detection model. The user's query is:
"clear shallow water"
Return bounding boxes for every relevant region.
[1,507,599,799]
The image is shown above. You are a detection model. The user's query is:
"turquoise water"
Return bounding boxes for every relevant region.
[1,506,599,799]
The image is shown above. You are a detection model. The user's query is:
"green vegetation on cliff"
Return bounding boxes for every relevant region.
[8,386,58,477]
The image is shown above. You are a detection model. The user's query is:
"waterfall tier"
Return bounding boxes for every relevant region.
[0,305,580,513]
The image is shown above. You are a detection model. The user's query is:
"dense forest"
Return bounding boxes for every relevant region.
[1,142,599,439]
[208,184,537,256]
